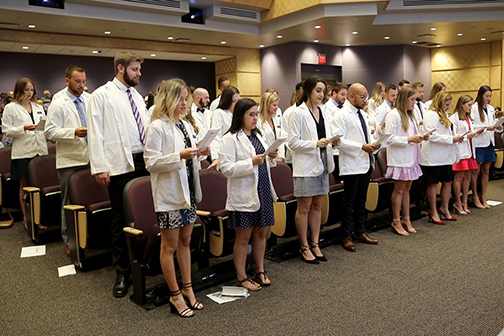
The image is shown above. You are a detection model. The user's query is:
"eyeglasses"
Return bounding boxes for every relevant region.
[357,95,369,101]
[245,112,259,117]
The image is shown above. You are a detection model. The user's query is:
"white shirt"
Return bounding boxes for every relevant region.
[210,108,233,160]
[2,101,48,159]
[86,78,149,176]
[144,116,202,212]
[209,96,221,112]
[45,88,90,169]
[191,103,212,140]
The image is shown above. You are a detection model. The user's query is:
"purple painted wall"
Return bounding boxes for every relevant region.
[0,52,215,99]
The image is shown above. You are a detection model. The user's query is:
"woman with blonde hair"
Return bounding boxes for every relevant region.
[384,87,425,235]
[144,78,210,318]
[2,77,48,229]
[450,95,482,214]
[421,91,462,224]
[470,85,503,209]
[424,82,446,110]
[367,82,385,115]
[258,92,284,161]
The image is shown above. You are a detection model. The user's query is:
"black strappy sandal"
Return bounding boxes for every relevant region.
[181,282,204,310]
[169,289,194,318]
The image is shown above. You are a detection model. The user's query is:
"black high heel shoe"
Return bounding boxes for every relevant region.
[181,283,203,310]
[169,289,194,318]
[310,241,327,261]
[300,245,319,264]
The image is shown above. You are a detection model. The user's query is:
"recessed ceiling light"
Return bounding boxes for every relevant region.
[167,36,174,40]
[221,41,226,44]
[436,44,442,47]
[150,53,156,57]
[22,46,29,50]
[345,43,350,46]
[313,40,319,43]
[92,50,99,54]
[259,44,264,48]
[412,40,418,44]
[104,31,111,35]
[28,24,36,29]
[430,27,437,31]
[277,35,283,39]
[481,37,487,41]
[314,25,321,29]
[457,33,463,36]
[384,36,390,40]
[201,56,207,60]
[352,31,358,35]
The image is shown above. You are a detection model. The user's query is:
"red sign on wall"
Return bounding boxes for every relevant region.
[318,53,326,65]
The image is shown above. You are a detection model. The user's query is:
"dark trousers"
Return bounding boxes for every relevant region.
[108,153,148,277]
[332,155,340,183]
[341,167,372,237]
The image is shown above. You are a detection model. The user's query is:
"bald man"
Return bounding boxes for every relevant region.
[192,87,212,140]
[332,83,380,252]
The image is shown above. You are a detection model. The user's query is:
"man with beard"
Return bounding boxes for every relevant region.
[412,81,426,129]
[325,82,348,182]
[87,51,149,298]
[191,87,212,140]
[45,66,90,256]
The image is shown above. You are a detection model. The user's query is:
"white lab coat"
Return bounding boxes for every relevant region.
[281,104,296,164]
[375,100,393,127]
[449,113,476,160]
[144,116,202,212]
[471,102,501,148]
[324,98,341,156]
[288,102,335,177]
[2,101,48,159]
[44,89,90,169]
[385,109,421,167]
[86,79,150,176]
[421,110,458,166]
[219,130,277,212]
[257,118,285,160]
[210,108,232,160]
[191,103,212,141]
[332,103,374,176]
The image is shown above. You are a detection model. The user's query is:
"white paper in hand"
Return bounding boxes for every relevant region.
[494,118,504,128]
[34,119,46,131]
[264,137,287,156]
[197,128,220,151]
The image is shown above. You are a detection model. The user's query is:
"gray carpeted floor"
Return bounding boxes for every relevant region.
[2,180,504,336]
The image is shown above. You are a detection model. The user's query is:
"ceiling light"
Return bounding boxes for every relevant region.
[430,27,437,31]
[481,37,487,41]
[313,40,319,43]
[221,41,226,44]
[201,56,207,60]
[150,53,156,57]
[345,43,350,46]
[412,41,418,44]
[277,35,283,39]
[384,36,390,40]
[28,24,36,29]
[436,44,442,47]
[457,33,463,36]
[259,44,264,48]
[352,31,358,35]
[92,50,99,54]
[314,25,321,29]
[22,46,29,50]
[167,36,174,40]
[104,31,111,35]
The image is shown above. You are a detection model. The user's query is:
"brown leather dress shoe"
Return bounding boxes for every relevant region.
[65,245,71,256]
[352,233,378,245]
[342,236,356,252]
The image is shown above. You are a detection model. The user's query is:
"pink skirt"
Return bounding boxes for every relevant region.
[386,164,423,181]
[453,157,478,171]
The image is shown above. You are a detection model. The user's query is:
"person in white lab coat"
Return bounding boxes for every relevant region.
[450,95,483,215]
[191,87,212,141]
[421,91,463,224]
[412,81,426,128]
[257,92,284,161]
[281,82,303,167]
[470,85,503,209]
[144,78,209,318]
[368,81,385,115]
[44,66,90,255]
[424,82,446,111]
[209,76,230,112]
[2,77,47,229]
[219,98,278,291]
[384,86,425,236]
[375,84,398,129]
[289,76,336,263]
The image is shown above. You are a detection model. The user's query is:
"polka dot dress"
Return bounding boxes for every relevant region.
[228,133,275,229]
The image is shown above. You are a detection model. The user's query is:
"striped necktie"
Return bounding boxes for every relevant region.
[126,88,145,144]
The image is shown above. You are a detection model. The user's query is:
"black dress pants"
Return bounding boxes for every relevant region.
[340,167,372,238]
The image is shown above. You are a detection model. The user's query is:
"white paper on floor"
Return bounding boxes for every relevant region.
[58,265,76,277]
[20,245,46,258]
[206,286,250,304]
[486,200,502,206]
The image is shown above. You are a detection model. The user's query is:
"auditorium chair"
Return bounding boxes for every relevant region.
[269,162,297,237]
[327,173,344,226]
[63,168,112,271]
[23,154,61,243]
[491,133,504,179]
[0,147,20,228]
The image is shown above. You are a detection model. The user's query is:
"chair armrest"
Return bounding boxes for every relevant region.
[23,186,40,193]
[196,210,211,216]
[124,227,144,236]
[64,205,85,211]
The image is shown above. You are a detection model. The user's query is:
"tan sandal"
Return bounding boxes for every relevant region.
[254,271,271,286]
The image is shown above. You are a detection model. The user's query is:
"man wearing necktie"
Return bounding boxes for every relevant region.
[45,66,91,257]
[412,81,426,129]
[191,87,212,145]
[324,82,348,182]
[332,83,380,252]
[87,52,149,298]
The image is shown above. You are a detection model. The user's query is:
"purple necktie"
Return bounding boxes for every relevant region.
[126,88,145,144]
